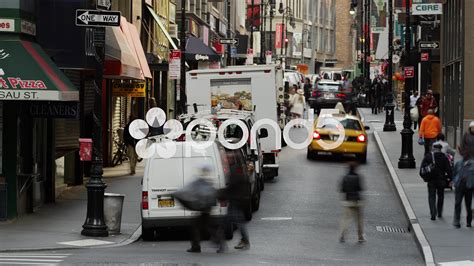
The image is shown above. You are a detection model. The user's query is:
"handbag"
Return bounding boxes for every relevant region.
[410,107,419,121]
[419,152,436,182]
[418,137,425,145]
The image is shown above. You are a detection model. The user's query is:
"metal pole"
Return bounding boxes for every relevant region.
[365,0,370,81]
[383,0,396,131]
[260,1,266,63]
[227,0,232,66]
[270,5,273,57]
[81,25,108,237]
[301,28,305,63]
[180,0,186,115]
[285,13,289,57]
[280,11,285,56]
[360,0,365,78]
[251,0,255,49]
[398,0,416,168]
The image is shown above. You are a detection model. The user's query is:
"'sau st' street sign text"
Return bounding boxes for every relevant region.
[75,9,121,27]
[219,38,239,46]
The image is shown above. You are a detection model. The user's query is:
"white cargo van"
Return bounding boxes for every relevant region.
[141,140,232,240]
[186,65,284,179]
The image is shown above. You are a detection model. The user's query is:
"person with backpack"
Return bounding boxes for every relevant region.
[339,162,365,243]
[420,143,452,220]
[452,152,474,228]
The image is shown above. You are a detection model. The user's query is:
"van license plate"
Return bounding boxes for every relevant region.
[158,199,175,208]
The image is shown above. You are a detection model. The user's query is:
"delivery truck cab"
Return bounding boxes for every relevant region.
[186,65,284,179]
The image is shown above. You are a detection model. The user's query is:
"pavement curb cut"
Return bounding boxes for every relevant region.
[0,225,142,253]
[373,130,435,266]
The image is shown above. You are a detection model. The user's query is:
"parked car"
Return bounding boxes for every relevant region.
[141,140,233,241]
[284,71,301,89]
[308,80,355,113]
[307,111,370,162]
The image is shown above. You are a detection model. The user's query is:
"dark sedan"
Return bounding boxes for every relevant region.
[308,80,355,113]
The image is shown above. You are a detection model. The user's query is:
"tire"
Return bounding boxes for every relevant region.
[111,151,122,167]
[224,222,233,240]
[141,226,155,241]
[252,189,260,212]
[357,152,367,163]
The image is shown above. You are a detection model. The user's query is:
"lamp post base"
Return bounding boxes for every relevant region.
[383,102,397,132]
[81,180,108,237]
[398,128,416,169]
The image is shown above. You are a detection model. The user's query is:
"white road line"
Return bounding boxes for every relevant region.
[0,258,63,262]
[0,262,58,265]
[261,217,293,221]
[0,255,67,258]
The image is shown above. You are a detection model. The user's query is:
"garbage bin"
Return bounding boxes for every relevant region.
[104,193,125,234]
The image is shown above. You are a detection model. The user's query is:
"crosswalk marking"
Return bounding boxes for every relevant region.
[0,253,70,265]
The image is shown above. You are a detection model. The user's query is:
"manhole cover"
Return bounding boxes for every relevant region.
[376,225,408,233]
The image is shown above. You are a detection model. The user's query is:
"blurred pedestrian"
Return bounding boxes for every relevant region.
[186,165,226,253]
[123,114,138,175]
[221,160,254,251]
[419,109,442,155]
[410,91,420,129]
[303,77,312,102]
[420,143,452,220]
[458,121,474,160]
[420,89,438,118]
[436,133,456,157]
[452,155,474,228]
[290,89,305,126]
[339,162,365,243]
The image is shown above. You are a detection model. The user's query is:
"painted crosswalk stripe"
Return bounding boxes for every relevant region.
[261,217,293,221]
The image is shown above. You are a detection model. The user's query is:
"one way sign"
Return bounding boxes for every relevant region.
[75,9,121,27]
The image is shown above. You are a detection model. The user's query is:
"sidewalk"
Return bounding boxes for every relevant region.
[360,108,474,265]
[0,162,144,251]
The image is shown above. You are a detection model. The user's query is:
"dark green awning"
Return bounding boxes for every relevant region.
[0,37,78,101]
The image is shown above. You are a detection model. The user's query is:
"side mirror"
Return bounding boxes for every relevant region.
[364,126,370,130]
[259,128,269,138]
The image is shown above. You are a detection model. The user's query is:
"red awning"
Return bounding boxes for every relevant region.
[125,22,152,79]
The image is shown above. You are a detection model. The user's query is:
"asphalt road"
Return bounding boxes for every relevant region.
[11,129,424,265]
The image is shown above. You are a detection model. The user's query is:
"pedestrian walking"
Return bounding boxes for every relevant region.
[123,115,138,175]
[410,91,420,130]
[219,159,254,251]
[290,89,305,126]
[420,143,452,220]
[419,109,442,155]
[339,162,365,243]
[458,121,474,160]
[452,156,474,228]
[303,77,312,102]
[420,89,438,118]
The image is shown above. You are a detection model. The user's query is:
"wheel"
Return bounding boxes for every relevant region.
[111,151,123,167]
[357,152,367,163]
[307,148,316,160]
[224,222,233,240]
[141,226,155,241]
[252,188,260,212]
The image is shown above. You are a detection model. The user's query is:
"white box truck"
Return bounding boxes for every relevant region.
[186,65,284,179]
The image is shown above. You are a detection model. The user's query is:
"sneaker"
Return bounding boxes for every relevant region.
[467,224,472,228]
[187,247,201,253]
[358,235,366,243]
[234,240,250,250]
[453,223,461,229]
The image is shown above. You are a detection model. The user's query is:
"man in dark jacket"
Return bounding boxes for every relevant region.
[339,162,365,243]
[421,142,452,220]
[123,115,138,175]
[459,121,474,160]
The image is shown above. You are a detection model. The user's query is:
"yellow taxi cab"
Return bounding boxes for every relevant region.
[307,110,369,162]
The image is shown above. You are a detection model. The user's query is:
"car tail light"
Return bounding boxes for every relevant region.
[313,131,321,140]
[142,191,149,210]
[219,200,228,207]
[357,134,367,143]
[336,93,346,98]
[312,91,322,97]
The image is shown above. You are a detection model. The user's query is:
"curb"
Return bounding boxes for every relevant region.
[0,225,142,253]
[373,130,435,266]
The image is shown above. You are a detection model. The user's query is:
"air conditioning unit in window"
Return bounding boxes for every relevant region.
[169,24,178,39]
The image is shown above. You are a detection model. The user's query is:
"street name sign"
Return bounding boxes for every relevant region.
[75,9,121,27]
[419,41,439,49]
[412,3,442,15]
[97,0,112,10]
[219,38,239,45]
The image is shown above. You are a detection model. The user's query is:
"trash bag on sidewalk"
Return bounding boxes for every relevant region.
[172,178,217,211]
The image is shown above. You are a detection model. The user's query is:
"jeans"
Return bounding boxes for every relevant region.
[340,202,364,239]
[127,144,137,173]
[424,138,435,155]
[228,204,249,243]
[453,182,473,226]
[428,181,445,218]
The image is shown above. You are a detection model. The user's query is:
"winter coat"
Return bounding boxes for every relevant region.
[340,172,363,201]
[460,132,474,159]
[420,96,437,117]
[452,159,474,189]
[419,115,442,139]
[421,151,452,185]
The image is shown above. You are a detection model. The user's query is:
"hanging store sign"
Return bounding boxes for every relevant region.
[169,50,181,80]
[111,80,146,97]
[404,66,415,79]
[412,3,442,15]
[0,19,15,32]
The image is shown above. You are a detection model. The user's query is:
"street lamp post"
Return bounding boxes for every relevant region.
[260,1,266,64]
[398,0,416,168]
[180,0,186,114]
[383,0,396,131]
[364,0,370,82]
[250,0,255,49]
